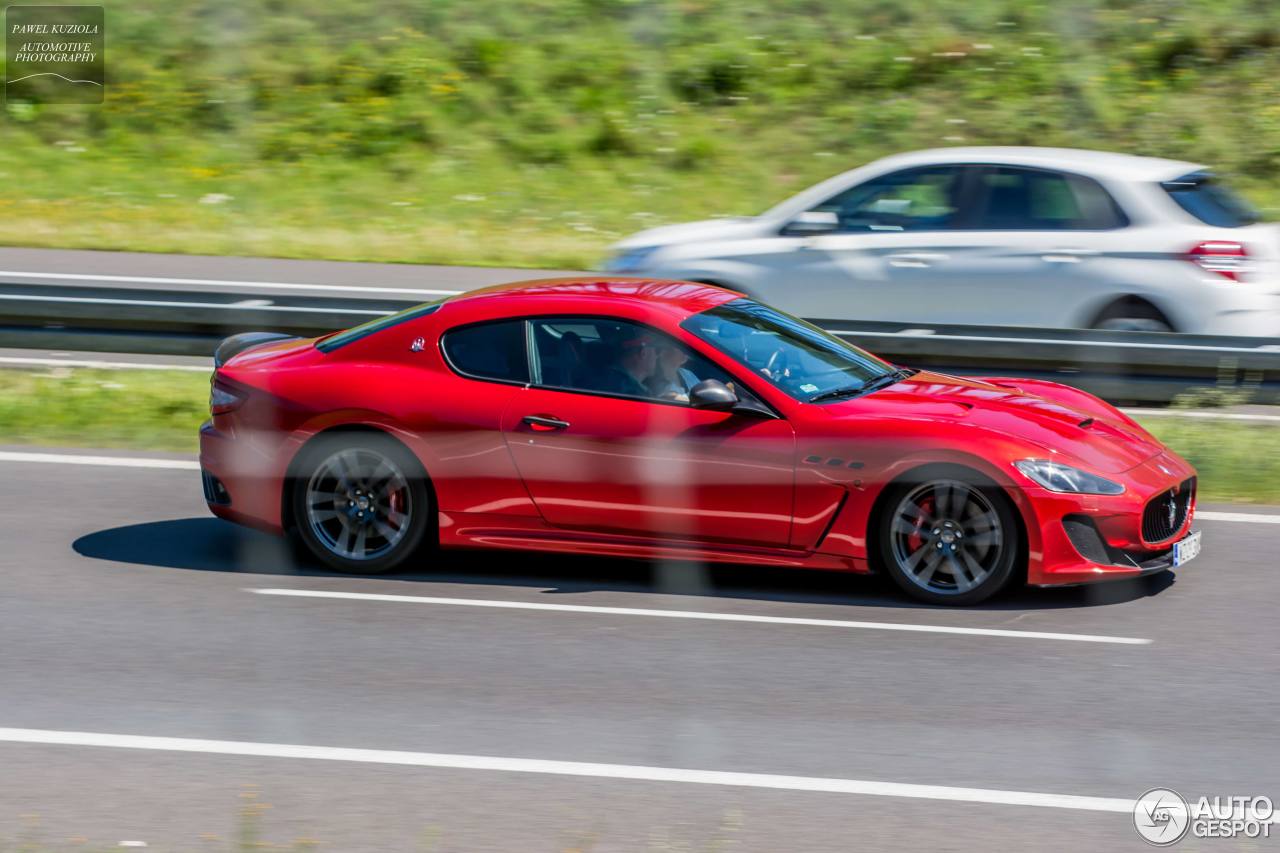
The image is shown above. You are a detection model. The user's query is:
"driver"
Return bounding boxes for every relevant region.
[646,342,700,402]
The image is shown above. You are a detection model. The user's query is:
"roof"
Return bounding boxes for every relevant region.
[868,146,1203,182]
[444,277,743,314]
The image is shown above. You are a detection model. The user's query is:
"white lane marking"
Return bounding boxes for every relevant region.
[0,356,208,372]
[1198,510,1280,524]
[0,726,1134,813]
[249,588,1151,645]
[830,328,1279,355]
[0,292,389,316]
[0,269,464,297]
[1126,407,1280,423]
[0,451,198,470]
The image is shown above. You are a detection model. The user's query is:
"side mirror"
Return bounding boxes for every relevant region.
[688,379,738,412]
[782,210,839,236]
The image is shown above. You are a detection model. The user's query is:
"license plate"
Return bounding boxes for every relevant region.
[1173,530,1201,567]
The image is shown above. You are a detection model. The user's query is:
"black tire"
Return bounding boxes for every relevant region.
[1091,300,1174,333]
[288,432,431,574]
[876,467,1021,606]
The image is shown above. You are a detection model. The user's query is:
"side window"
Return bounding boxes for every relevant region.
[440,320,529,383]
[529,317,757,406]
[812,166,965,232]
[974,167,1127,230]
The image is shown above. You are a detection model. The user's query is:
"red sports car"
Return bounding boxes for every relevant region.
[200,278,1199,605]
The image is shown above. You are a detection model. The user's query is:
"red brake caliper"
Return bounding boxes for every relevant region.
[906,496,935,554]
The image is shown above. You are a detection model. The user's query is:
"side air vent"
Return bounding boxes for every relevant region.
[803,455,865,469]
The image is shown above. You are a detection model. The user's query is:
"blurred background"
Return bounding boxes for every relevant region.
[3,0,1280,267]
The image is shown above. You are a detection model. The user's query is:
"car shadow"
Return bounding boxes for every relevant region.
[72,517,1175,612]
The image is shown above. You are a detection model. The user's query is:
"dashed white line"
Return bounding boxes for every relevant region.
[0,292,388,316]
[0,269,463,297]
[1197,510,1280,525]
[830,328,1280,355]
[1126,408,1280,423]
[0,356,208,372]
[0,451,198,470]
[0,726,1134,813]
[249,587,1152,645]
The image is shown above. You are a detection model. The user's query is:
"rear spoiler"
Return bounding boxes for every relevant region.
[213,332,299,368]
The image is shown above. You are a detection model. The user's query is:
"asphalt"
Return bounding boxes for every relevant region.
[1,456,1278,851]
[0,246,588,296]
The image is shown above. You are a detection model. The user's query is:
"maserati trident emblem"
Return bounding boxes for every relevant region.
[1166,493,1177,529]
[410,337,425,352]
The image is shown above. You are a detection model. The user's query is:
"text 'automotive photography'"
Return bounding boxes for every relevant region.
[1,1,1278,851]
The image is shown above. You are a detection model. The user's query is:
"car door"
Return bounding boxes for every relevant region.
[913,166,1132,326]
[750,165,978,323]
[499,317,797,548]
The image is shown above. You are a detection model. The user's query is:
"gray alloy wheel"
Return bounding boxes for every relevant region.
[880,475,1019,605]
[291,434,430,574]
[305,447,412,561]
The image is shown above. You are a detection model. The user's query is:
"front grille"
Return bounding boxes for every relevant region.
[1142,477,1195,544]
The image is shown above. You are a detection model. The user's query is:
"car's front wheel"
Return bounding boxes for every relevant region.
[290,433,430,574]
[877,470,1020,605]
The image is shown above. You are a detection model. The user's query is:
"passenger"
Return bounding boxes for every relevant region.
[601,333,657,397]
[647,342,700,402]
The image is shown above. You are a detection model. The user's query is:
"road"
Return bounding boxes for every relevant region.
[1,450,1278,851]
[0,246,587,297]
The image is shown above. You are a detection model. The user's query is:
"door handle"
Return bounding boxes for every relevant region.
[522,414,570,431]
[886,252,948,268]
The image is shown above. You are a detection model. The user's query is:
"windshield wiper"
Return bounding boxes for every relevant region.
[808,385,867,404]
[808,368,914,404]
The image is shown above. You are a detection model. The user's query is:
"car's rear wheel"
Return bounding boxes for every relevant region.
[1091,299,1174,333]
[290,433,430,574]
[878,471,1019,605]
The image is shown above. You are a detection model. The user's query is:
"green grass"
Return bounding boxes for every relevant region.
[1,366,1278,503]
[1138,417,1280,504]
[2,0,1280,268]
[0,367,208,452]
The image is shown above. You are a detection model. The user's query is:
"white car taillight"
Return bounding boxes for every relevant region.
[1188,240,1250,281]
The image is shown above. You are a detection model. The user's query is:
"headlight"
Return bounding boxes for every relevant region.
[1014,459,1124,495]
[603,245,659,272]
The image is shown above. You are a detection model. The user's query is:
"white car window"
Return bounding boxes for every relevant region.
[973,167,1127,230]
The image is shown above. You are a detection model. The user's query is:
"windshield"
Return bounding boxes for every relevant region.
[1161,172,1261,228]
[681,299,897,401]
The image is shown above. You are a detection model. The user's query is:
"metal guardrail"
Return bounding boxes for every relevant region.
[1,284,1279,404]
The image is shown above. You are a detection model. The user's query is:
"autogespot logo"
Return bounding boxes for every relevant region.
[1134,788,1191,846]
[1134,789,1275,845]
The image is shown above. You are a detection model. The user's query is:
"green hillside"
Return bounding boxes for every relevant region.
[2,0,1279,267]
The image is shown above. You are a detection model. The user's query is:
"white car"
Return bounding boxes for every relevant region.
[604,147,1280,336]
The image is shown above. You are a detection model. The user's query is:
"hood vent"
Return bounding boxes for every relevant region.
[1078,417,1095,429]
